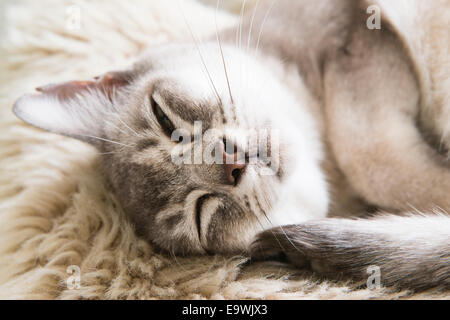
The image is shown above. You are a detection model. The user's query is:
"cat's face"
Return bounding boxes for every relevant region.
[13,43,329,255]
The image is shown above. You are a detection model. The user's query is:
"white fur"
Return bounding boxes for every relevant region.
[145,43,329,226]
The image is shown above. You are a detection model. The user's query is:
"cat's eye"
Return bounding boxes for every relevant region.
[151,96,175,137]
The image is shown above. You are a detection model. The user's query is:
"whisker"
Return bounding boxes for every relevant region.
[237,0,247,92]
[116,116,144,138]
[254,0,276,56]
[253,189,303,255]
[82,134,133,148]
[246,195,267,230]
[170,248,188,272]
[105,119,130,136]
[235,0,246,48]
[238,0,247,52]
[250,0,277,108]
[277,224,304,255]
[251,193,289,255]
[97,151,121,155]
[177,0,222,106]
[106,92,143,137]
[247,0,261,53]
[105,116,143,139]
[215,0,234,104]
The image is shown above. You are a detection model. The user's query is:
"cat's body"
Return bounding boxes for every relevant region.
[13,0,450,290]
[231,0,450,290]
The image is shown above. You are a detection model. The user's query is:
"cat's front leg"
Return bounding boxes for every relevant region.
[250,222,344,276]
[250,216,450,290]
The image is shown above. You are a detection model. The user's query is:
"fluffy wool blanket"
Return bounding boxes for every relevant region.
[0,0,446,299]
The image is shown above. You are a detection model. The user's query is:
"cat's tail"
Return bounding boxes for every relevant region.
[250,213,450,290]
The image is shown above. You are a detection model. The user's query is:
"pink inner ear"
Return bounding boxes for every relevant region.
[35,72,129,102]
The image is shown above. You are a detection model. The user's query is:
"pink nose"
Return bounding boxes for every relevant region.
[223,152,247,186]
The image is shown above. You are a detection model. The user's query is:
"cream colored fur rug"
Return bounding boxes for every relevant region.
[0,0,446,299]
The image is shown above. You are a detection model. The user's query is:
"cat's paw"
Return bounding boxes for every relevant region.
[250,224,338,274]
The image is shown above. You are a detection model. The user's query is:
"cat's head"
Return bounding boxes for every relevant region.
[13,43,328,255]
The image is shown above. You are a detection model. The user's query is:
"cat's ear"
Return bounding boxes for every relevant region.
[13,70,132,143]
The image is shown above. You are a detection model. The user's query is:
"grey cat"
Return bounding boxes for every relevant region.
[13,0,450,291]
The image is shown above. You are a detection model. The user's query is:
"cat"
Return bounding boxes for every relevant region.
[12,0,450,291]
